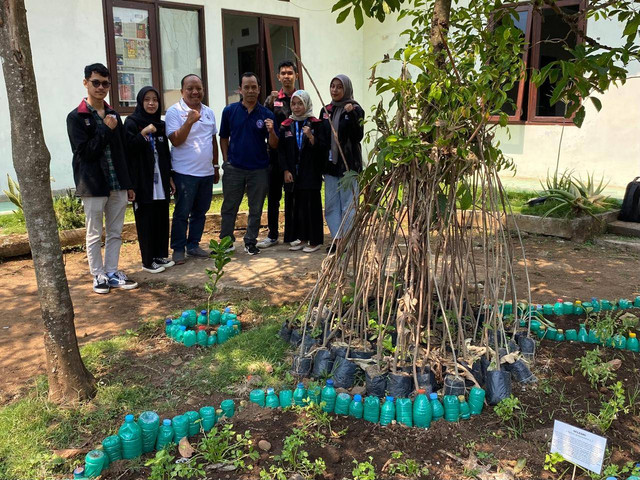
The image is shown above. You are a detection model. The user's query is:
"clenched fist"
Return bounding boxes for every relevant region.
[186,109,201,124]
[265,118,275,134]
[104,114,117,130]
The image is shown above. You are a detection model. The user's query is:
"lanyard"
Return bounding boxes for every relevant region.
[294,121,306,151]
[148,134,156,152]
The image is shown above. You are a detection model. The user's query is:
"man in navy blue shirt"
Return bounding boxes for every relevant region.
[219,72,277,255]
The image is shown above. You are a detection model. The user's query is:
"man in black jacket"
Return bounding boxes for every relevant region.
[67,63,138,294]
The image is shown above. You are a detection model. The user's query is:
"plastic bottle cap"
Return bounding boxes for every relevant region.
[417,389,426,394]
[386,395,394,402]
[165,319,172,325]
[354,394,362,402]
[163,419,171,426]
[73,467,85,474]
[201,310,207,315]
[125,414,134,422]
[458,395,466,401]
[630,332,637,338]
[429,393,438,400]
[297,382,305,388]
[224,307,231,313]
[182,312,189,317]
[198,326,206,331]
[326,379,334,386]
[558,329,564,333]
[267,388,274,393]
[180,325,186,331]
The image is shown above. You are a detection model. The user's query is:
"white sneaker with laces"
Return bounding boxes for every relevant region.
[107,271,138,290]
[142,262,166,274]
[290,239,302,247]
[257,238,278,248]
[302,244,322,253]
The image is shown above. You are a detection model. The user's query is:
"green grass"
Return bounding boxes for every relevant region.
[0,212,27,235]
[0,300,295,480]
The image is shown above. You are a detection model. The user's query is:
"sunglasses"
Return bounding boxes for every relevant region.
[89,79,111,88]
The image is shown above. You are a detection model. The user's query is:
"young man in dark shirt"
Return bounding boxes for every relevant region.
[257,60,299,249]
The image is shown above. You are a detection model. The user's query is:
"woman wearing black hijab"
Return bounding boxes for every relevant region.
[124,86,175,273]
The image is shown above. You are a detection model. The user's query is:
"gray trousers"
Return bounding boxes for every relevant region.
[219,162,268,246]
[82,190,128,276]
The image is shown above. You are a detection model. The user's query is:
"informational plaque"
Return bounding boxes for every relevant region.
[550,420,607,474]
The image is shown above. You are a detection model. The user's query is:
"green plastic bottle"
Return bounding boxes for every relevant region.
[444,395,460,422]
[458,395,471,419]
[177,312,188,326]
[118,414,142,459]
[156,419,174,450]
[430,393,444,421]
[73,466,86,479]
[279,389,294,408]
[184,410,201,436]
[542,304,553,316]
[250,389,266,407]
[137,411,160,453]
[217,323,231,344]
[363,396,380,423]
[556,329,565,342]
[601,299,612,311]
[546,327,558,341]
[553,299,564,315]
[412,389,431,428]
[321,379,337,413]
[209,309,221,325]
[165,319,173,336]
[221,307,233,322]
[530,319,541,332]
[84,449,106,478]
[185,309,197,327]
[220,399,235,418]
[175,325,186,342]
[380,396,396,426]
[197,310,208,325]
[468,387,485,415]
[582,301,593,312]
[349,394,364,419]
[562,301,574,315]
[619,299,631,309]
[265,388,280,408]
[183,329,197,348]
[614,334,627,350]
[577,324,588,343]
[207,333,217,346]
[587,329,598,344]
[574,300,584,315]
[196,326,208,346]
[565,329,578,341]
[308,386,322,405]
[334,393,351,415]
[627,332,639,352]
[537,325,547,340]
[172,414,189,443]
[591,298,601,312]
[199,406,216,432]
[396,398,413,427]
[293,383,307,406]
[102,435,121,463]
[634,296,640,308]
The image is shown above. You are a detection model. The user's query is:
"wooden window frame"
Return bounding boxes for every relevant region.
[103,0,208,115]
[221,9,303,105]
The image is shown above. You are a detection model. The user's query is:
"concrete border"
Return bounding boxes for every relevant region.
[505,210,620,242]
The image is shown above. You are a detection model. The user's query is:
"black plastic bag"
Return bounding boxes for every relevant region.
[387,372,413,398]
[365,367,387,397]
[279,322,292,342]
[471,359,485,386]
[289,329,302,347]
[506,340,518,354]
[350,349,374,360]
[331,344,348,359]
[291,355,312,377]
[416,366,435,394]
[443,374,466,396]
[312,348,334,378]
[509,359,537,384]
[518,336,536,363]
[301,335,318,354]
[331,357,358,388]
[485,369,511,405]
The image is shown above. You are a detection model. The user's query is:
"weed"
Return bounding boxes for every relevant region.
[205,237,233,316]
[577,348,616,389]
[494,395,527,438]
[543,452,565,474]
[352,457,377,480]
[585,381,629,433]
[53,189,84,230]
[259,428,326,480]
[387,451,430,477]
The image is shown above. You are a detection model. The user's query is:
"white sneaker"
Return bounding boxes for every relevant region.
[303,244,322,253]
[289,243,304,251]
[225,244,236,254]
[290,239,302,247]
[257,238,278,248]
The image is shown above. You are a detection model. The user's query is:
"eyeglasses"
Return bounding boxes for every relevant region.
[90,80,111,88]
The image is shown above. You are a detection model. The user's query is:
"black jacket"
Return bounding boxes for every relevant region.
[266,89,293,165]
[278,117,329,190]
[67,100,132,196]
[123,118,172,203]
[319,102,364,177]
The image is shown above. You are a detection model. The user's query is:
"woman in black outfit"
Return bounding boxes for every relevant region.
[124,86,175,273]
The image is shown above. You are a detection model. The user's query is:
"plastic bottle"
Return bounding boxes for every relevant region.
[265,388,280,408]
[443,395,460,422]
[553,299,564,315]
[573,300,583,315]
[307,386,322,405]
[217,323,230,344]
[279,389,294,408]
[591,297,601,313]
[221,307,233,323]
[209,309,221,325]
[413,389,432,428]
[562,301,574,315]
[102,435,122,463]
[530,319,541,333]
[84,449,107,478]
[396,398,413,427]
[138,411,160,453]
[468,387,485,415]
[546,327,558,341]
[577,324,588,343]
[227,320,239,337]
[430,393,444,421]
[537,325,547,340]
[626,477,640,480]
[363,395,380,423]
[220,399,235,418]
[250,389,266,407]
[73,466,86,479]
[176,325,186,342]
[156,419,174,450]
[321,379,337,413]
[184,410,201,436]
[185,309,197,327]
[207,333,217,346]
[634,296,640,308]
[197,310,208,325]
[556,329,565,342]
[183,329,197,348]
[117,414,143,459]
[601,299,612,311]
[199,406,216,432]
[334,393,351,415]
[380,396,396,426]
[565,329,578,341]
[293,383,307,406]
[349,394,364,419]
[165,319,173,336]
[619,299,631,309]
[542,304,553,316]
[614,334,627,350]
[459,395,471,419]
[172,414,189,443]
[178,311,189,326]
[583,301,593,313]
[627,332,639,352]
[196,326,208,347]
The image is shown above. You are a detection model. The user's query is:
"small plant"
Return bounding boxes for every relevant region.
[585,381,629,433]
[198,424,258,469]
[352,457,376,480]
[53,188,84,230]
[205,237,233,317]
[146,446,205,480]
[494,395,526,438]
[260,428,326,480]
[387,451,430,477]
[577,348,616,389]
[543,452,565,474]
[3,173,24,224]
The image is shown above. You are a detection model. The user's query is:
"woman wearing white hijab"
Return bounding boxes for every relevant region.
[320,74,364,253]
[278,90,329,253]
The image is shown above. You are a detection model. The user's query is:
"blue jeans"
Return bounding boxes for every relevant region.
[324,174,358,239]
[170,172,214,252]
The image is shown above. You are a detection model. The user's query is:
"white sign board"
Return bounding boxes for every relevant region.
[550,420,607,474]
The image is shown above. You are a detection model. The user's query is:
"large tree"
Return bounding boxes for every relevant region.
[0,0,95,403]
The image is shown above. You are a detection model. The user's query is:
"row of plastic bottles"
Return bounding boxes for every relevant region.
[249,380,487,429]
[530,319,639,352]
[498,296,640,318]
[72,400,236,478]
[165,309,241,348]
[171,307,238,327]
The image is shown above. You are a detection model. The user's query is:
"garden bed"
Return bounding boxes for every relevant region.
[506,210,619,242]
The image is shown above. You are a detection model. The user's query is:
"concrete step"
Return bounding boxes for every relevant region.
[607,220,640,238]
[595,234,640,254]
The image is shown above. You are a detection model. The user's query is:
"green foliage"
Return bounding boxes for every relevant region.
[494,395,527,438]
[146,447,177,480]
[53,189,84,230]
[205,236,234,314]
[543,452,565,474]
[585,381,629,433]
[352,457,377,480]
[198,424,258,469]
[577,348,616,389]
[260,428,326,480]
[3,174,25,225]
[388,451,430,477]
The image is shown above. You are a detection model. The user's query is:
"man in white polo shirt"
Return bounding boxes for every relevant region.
[165,74,219,264]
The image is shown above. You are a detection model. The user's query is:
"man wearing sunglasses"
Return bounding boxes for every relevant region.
[67,63,138,294]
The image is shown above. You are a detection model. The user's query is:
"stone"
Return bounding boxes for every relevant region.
[258,440,272,452]
[323,445,341,464]
[350,385,366,396]
[288,475,304,480]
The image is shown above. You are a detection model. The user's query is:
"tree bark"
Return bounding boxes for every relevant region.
[0,0,96,403]
[429,0,453,67]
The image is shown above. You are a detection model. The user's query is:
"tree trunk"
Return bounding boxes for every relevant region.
[429,0,452,66]
[0,0,96,403]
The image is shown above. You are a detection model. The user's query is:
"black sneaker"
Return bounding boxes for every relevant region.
[142,262,166,274]
[244,244,261,256]
[107,271,139,290]
[93,274,110,294]
[154,257,176,268]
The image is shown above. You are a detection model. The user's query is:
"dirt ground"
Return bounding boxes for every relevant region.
[0,230,638,403]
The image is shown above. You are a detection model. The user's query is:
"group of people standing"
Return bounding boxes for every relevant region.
[67,61,363,294]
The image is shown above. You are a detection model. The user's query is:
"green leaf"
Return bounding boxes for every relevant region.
[353,5,364,29]
[336,6,352,24]
[590,96,602,112]
[331,0,351,13]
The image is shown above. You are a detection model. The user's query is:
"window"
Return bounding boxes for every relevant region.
[222,10,303,105]
[493,0,585,124]
[104,0,206,114]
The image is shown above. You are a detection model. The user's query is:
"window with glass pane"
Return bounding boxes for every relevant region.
[112,7,153,108]
[267,23,297,89]
[222,14,261,104]
[500,10,529,117]
[159,8,202,108]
